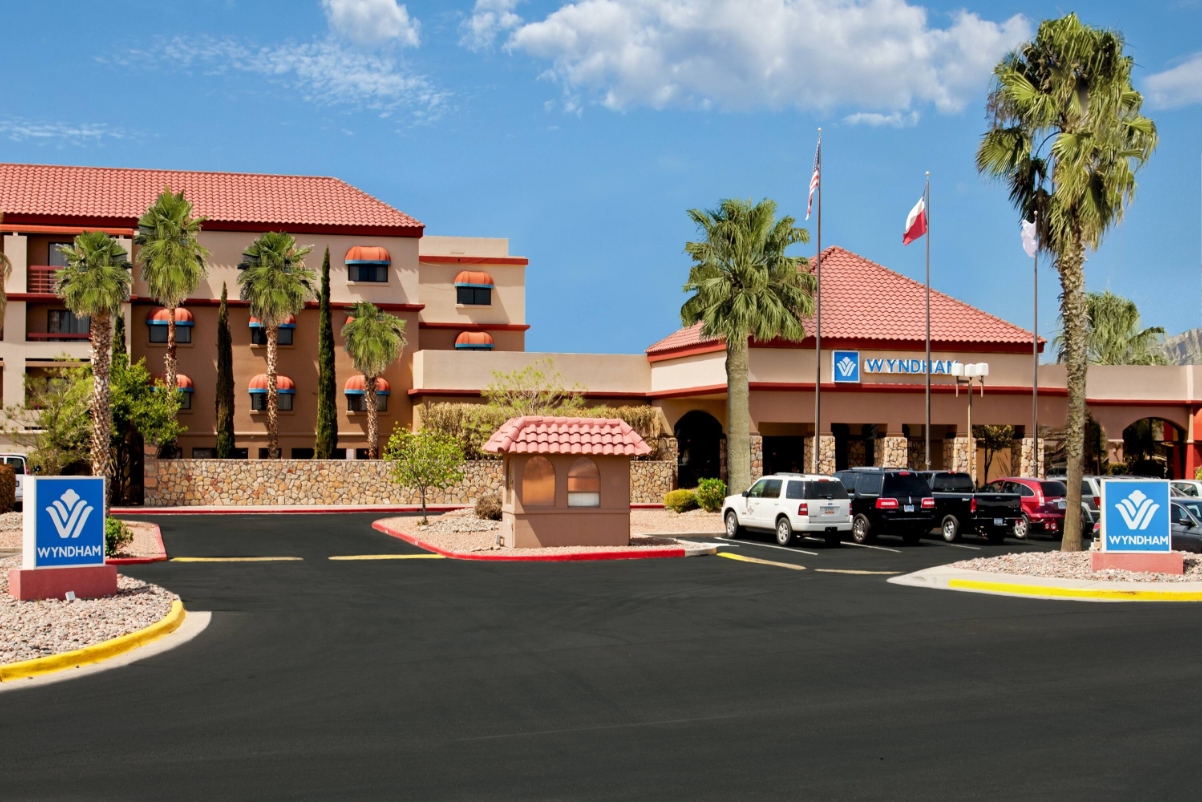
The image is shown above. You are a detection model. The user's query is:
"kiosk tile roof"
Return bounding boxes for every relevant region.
[484,416,652,456]
[646,246,1037,356]
[0,163,423,233]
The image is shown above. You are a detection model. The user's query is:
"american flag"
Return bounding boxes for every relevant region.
[806,137,820,220]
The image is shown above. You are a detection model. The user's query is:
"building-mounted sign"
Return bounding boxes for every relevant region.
[864,357,961,376]
[832,351,861,384]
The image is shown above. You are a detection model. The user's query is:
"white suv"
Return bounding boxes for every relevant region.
[722,473,853,547]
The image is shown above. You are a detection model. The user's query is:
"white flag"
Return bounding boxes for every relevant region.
[1021,218,1037,258]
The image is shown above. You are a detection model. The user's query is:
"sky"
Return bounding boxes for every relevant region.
[3,0,1201,357]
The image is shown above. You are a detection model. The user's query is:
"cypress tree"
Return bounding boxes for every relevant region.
[314,246,339,458]
[112,313,127,361]
[215,282,235,458]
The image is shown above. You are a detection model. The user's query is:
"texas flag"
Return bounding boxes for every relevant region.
[902,195,927,246]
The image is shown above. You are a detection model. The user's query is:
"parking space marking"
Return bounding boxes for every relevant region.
[329,554,445,561]
[170,557,304,563]
[815,568,902,575]
[833,540,902,554]
[716,537,818,556]
[928,541,982,551]
[717,552,807,571]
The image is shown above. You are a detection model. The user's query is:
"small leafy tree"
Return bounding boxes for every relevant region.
[483,358,587,419]
[2,365,92,475]
[315,247,339,459]
[972,424,1014,480]
[215,283,235,458]
[385,428,465,524]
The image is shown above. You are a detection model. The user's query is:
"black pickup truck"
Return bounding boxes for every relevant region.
[917,471,1022,544]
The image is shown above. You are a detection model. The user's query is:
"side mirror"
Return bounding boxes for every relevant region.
[741,490,749,498]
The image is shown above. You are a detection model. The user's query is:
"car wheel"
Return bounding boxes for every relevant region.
[941,515,961,543]
[852,514,874,544]
[1014,514,1030,540]
[775,517,794,546]
[724,511,743,539]
[902,529,922,546]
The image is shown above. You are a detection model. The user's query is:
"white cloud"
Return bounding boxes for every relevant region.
[112,36,447,122]
[322,0,421,47]
[0,118,131,144]
[844,110,919,127]
[461,0,524,52]
[1145,52,1202,109]
[503,0,1030,115]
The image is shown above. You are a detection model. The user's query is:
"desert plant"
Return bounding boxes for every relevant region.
[694,478,727,512]
[664,488,699,513]
[0,464,15,513]
[680,198,813,494]
[105,517,134,555]
[475,493,503,521]
[385,428,466,524]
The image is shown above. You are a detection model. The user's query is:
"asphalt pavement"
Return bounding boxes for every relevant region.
[3,514,1201,801]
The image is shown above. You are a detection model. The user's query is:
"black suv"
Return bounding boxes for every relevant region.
[833,468,936,545]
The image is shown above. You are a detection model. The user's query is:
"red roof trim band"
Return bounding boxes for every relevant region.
[418,322,531,331]
[421,256,528,266]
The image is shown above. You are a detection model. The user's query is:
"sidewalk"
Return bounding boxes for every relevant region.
[891,565,1202,602]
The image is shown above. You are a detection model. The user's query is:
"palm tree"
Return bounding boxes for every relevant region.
[1054,290,1166,366]
[237,232,315,458]
[976,14,1157,551]
[135,188,209,392]
[680,198,813,494]
[0,213,12,328]
[55,231,133,488]
[342,301,407,459]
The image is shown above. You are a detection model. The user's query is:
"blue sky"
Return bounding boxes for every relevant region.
[4,1,1201,356]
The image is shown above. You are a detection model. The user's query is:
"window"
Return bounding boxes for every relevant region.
[1005,481,1034,497]
[456,286,492,306]
[251,393,293,411]
[349,263,388,282]
[251,327,293,346]
[178,392,191,410]
[836,472,860,493]
[884,473,930,495]
[347,394,388,412]
[291,448,315,460]
[567,457,600,507]
[354,448,371,460]
[858,474,884,496]
[522,456,555,506]
[47,310,89,335]
[1038,481,1067,497]
[933,473,975,493]
[2,457,25,475]
[149,325,190,344]
[231,448,249,460]
[787,480,849,500]
[747,479,769,498]
[1172,504,1197,526]
[192,448,215,459]
[760,479,782,499]
[48,242,71,268]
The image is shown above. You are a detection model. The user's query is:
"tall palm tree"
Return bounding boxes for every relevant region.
[0,213,12,328]
[342,301,407,459]
[237,232,315,458]
[976,14,1156,551]
[680,198,813,494]
[56,232,133,488]
[135,187,209,392]
[1054,290,1166,366]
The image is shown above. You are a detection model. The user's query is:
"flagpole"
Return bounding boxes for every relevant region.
[924,172,931,471]
[1033,210,1039,475]
[812,129,822,474]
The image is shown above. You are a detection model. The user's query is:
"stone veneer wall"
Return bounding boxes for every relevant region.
[879,436,908,468]
[145,455,676,507]
[749,434,764,481]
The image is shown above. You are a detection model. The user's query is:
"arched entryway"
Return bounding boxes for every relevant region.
[675,410,723,489]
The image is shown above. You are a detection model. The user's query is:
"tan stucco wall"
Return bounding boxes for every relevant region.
[413,350,651,394]
[418,263,525,326]
[419,236,511,258]
[419,327,525,352]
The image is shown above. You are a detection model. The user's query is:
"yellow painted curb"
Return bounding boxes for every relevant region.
[816,569,901,576]
[948,578,1202,602]
[171,557,303,563]
[329,554,446,561]
[0,601,186,682]
[717,552,806,571]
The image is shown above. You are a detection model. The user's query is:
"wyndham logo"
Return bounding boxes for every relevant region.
[1102,480,1170,553]
[832,351,860,383]
[47,488,94,539]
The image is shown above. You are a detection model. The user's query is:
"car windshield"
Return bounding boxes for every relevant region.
[1039,481,1067,497]
[883,473,930,496]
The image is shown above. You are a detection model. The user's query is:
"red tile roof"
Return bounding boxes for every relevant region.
[484,416,652,456]
[0,163,423,235]
[646,246,1037,356]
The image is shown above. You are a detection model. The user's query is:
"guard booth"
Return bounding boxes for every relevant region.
[483,416,651,548]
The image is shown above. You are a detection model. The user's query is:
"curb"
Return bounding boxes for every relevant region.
[947,577,1202,602]
[890,566,1202,603]
[107,523,168,566]
[0,601,187,682]
[372,520,694,562]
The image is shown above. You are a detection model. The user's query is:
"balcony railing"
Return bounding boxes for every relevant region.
[26,332,90,342]
[27,265,61,295]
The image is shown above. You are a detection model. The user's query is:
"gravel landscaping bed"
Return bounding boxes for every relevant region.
[0,556,179,665]
[950,551,1202,584]
[0,519,162,559]
[379,512,686,557]
[631,508,723,535]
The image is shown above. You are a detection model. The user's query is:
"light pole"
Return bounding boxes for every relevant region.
[951,362,990,486]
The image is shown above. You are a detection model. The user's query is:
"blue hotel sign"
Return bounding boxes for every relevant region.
[1101,479,1171,553]
[831,351,962,384]
[23,476,107,569]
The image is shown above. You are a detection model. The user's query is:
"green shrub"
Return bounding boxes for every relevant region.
[695,478,727,512]
[0,464,14,513]
[105,517,134,556]
[475,493,503,521]
[664,488,699,513]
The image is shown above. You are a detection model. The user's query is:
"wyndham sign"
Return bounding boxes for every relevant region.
[830,351,963,384]
[23,476,107,569]
[1100,479,1171,553]
[832,351,860,383]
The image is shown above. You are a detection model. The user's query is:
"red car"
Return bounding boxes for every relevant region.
[980,478,1068,539]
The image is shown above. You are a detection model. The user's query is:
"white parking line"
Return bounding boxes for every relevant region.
[835,540,903,554]
[928,541,982,550]
[715,537,818,557]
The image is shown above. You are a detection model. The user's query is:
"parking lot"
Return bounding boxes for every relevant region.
[3,513,1202,800]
